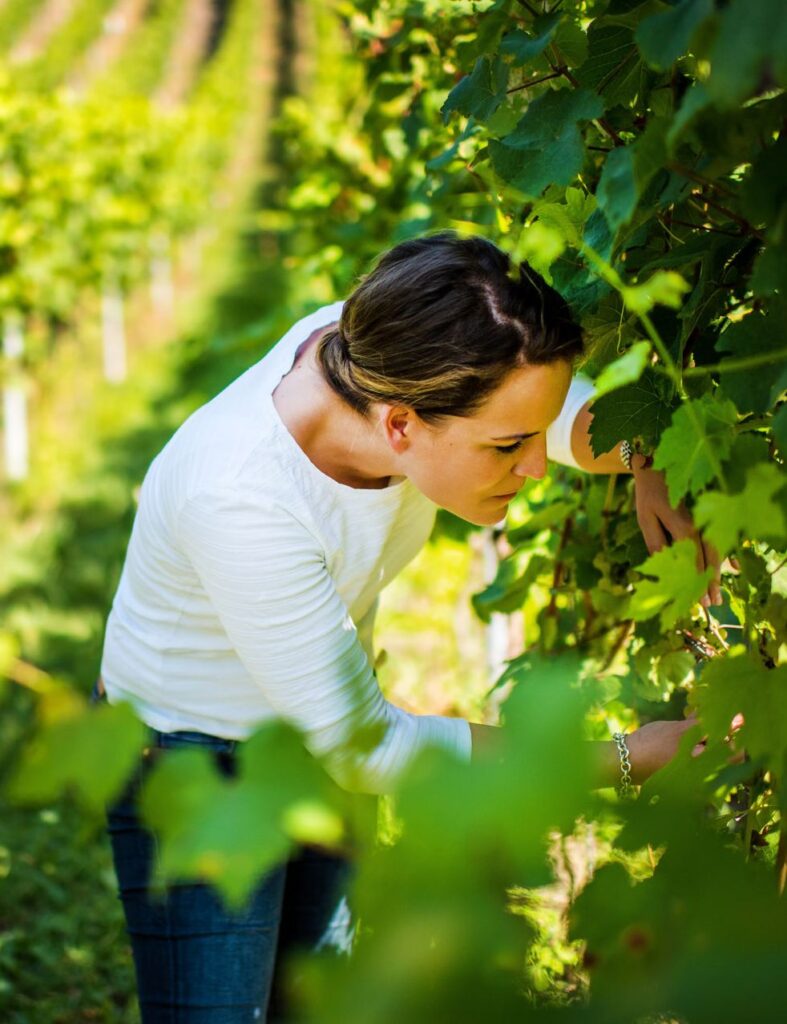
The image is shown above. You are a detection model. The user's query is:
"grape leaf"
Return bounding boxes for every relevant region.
[635,0,713,71]
[6,700,147,814]
[139,721,347,908]
[500,13,561,68]
[715,308,787,414]
[706,0,787,107]
[512,222,566,278]
[774,405,787,455]
[694,463,787,557]
[575,23,642,108]
[666,82,713,149]
[622,270,690,315]
[488,88,603,196]
[441,56,509,124]
[751,243,787,298]
[594,341,651,398]
[597,120,667,233]
[742,137,787,226]
[472,552,552,622]
[553,18,588,67]
[653,396,737,505]
[596,148,637,234]
[630,539,714,629]
[589,369,677,456]
[690,650,787,778]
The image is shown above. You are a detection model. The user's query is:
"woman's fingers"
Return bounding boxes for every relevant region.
[701,536,722,607]
[638,511,669,555]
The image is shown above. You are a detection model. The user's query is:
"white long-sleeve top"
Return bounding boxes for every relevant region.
[100,300,595,793]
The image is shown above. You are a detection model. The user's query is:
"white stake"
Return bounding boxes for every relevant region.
[150,231,174,317]
[102,279,127,383]
[2,314,29,481]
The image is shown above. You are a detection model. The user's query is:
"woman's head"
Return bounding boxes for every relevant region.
[316,231,584,524]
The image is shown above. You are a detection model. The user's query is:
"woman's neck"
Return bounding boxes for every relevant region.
[272,322,398,490]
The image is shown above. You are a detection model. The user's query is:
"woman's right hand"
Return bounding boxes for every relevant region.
[627,711,745,785]
[626,715,705,785]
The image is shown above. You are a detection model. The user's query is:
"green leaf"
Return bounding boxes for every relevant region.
[589,369,677,455]
[630,539,714,629]
[512,221,566,278]
[635,0,713,71]
[715,309,787,414]
[741,137,787,227]
[774,405,787,454]
[553,18,588,68]
[751,244,787,299]
[139,721,346,908]
[596,148,637,234]
[653,395,737,504]
[666,82,712,149]
[594,341,651,398]
[533,186,597,249]
[472,552,552,621]
[706,0,787,108]
[489,88,603,196]
[500,14,561,68]
[691,650,787,778]
[6,700,147,814]
[575,23,642,108]
[507,500,577,544]
[694,463,787,557]
[596,120,667,234]
[621,270,690,314]
[441,56,509,124]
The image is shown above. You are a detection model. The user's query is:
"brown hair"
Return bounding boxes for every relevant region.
[316,230,584,426]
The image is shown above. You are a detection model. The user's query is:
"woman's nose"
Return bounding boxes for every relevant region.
[513,439,547,480]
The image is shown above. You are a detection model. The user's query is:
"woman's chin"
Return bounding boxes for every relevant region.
[445,499,511,527]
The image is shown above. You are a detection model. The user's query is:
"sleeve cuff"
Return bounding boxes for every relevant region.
[545,373,597,469]
[418,714,473,765]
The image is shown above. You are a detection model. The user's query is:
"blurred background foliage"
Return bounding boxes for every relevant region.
[0,0,786,1021]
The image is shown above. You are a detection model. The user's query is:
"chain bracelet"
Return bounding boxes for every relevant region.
[612,731,635,799]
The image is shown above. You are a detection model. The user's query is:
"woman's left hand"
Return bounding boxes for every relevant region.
[630,455,722,608]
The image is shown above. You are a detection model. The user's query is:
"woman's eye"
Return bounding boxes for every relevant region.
[495,439,526,455]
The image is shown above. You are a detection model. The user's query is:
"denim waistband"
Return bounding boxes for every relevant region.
[89,678,241,755]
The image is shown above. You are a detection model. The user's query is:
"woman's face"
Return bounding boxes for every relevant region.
[385,360,574,525]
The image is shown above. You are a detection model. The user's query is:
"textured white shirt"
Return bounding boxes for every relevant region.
[100,300,594,793]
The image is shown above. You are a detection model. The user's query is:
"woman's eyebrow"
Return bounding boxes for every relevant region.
[490,430,539,440]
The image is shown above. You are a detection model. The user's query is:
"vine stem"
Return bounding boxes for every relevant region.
[688,192,764,240]
[514,0,540,15]
[667,162,738,201]
[680,348,787,376]
[601,620,633,672]
[547,516,574,616]
[507,70,563,94]
[659,213,742,238]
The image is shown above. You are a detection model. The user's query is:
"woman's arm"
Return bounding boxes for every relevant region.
[177,486,472,795]
[470,717,703,788]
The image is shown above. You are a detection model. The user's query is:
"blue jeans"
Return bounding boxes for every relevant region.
[90,679,355,1023]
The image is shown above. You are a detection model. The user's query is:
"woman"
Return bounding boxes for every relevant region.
[94,231,715,1022]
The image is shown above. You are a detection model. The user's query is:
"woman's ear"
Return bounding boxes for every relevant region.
[381,405,414,453]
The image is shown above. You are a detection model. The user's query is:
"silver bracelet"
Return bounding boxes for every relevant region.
[612,731,635,799]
